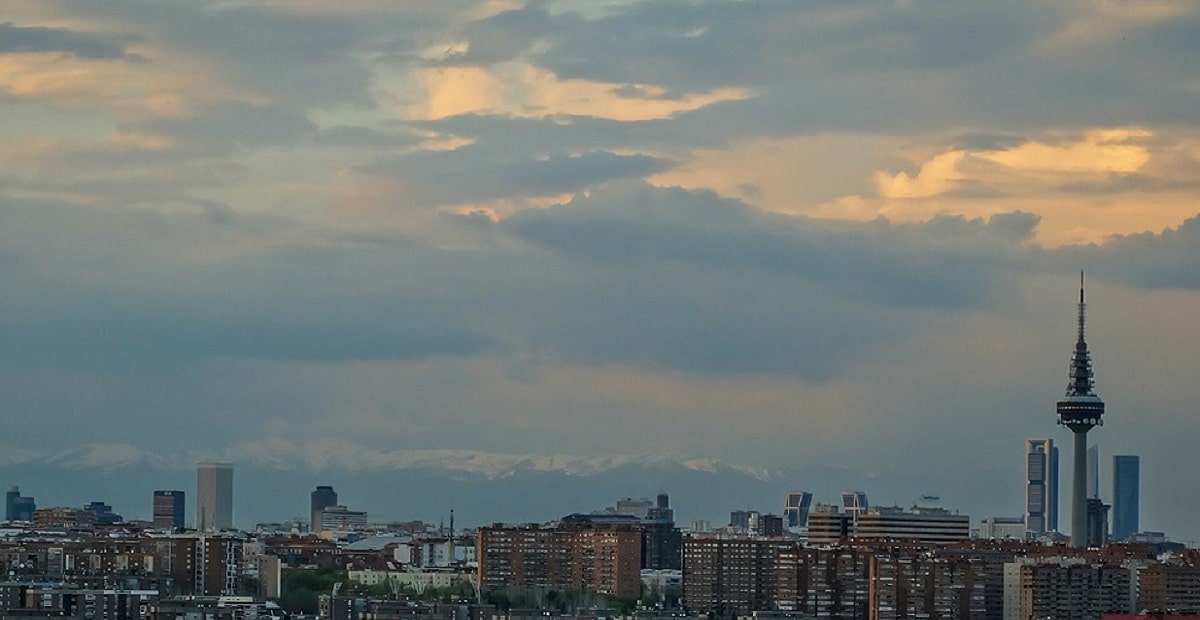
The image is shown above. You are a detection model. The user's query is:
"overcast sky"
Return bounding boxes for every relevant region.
[3,0,1200,539]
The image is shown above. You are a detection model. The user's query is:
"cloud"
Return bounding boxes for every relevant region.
[0,22,130,59]
[1063,215,1200,291]
[360,147,674,208]
[0,199,499,368]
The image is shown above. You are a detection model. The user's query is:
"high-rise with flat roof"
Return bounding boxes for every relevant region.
[153,490,185,529]
[1112,455,1140,540]
[310,486,337,533]
[195,462,233,531]
[1025,438,1058,537]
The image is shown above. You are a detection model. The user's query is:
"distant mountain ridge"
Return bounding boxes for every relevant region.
[0,441,776,481]
[0,442,962,531]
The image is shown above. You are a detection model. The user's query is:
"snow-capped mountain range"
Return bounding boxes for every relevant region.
[0,441,776,481]
[0,442,931,530]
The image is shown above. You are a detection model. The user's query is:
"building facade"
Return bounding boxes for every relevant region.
[310,485,338,533]
[153,490,185,530]
[1003,559,1132,620]
[5,486,36,522]
[784,491,813,529]
[196,461,234,531]
[477,522,643,601]
[1025,438,1058,538]
[1112,455,1140,541]
[807,505,970,546]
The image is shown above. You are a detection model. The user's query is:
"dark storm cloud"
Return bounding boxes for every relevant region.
[483,183,1039,377]
[456,1,1057,87]
[503,183,1033,308]
[1061,215,1200,291]
[442,0,1200,137]
[362,147,674,206]
[0,183,1038,380]
[0,199,499,367]
[53,1,383,108]
[0,21,130,59]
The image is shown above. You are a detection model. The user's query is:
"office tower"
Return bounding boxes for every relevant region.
[1085,497,1109,546]
[316,505,368,532]
[5,486,35,521]
[784,491,813,529]
[648,492,674,521]
[310,485,337,532]
[1112,455,1140,540]
[4,487,16,521]
[730,509,755,532]
[153,490,186,529]
[841,491,868,525]
[196,461,234,531]
[85,501,123,525]
[615,497,653,518]
[1056,273,1105,547]
[1025,438,1058,538]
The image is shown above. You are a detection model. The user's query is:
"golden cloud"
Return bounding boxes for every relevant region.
[409,62,752,121]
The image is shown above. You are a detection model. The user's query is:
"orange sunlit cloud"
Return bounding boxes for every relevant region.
[410,62,752,121]
[653,128,1198,246]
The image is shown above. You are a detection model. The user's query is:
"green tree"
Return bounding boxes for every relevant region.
[279,567,346,614]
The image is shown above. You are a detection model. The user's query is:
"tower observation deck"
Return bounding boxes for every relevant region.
[1056,272,1104,547]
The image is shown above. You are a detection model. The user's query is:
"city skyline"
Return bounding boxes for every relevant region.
[2,2,1200,541]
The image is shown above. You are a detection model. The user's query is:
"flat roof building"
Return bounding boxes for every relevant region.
[196,461,233,531]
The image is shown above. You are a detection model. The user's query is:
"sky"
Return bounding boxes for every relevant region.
[2,0,1200,539]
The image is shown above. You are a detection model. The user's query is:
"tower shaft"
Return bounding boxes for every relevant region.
[1071,430,1088,547]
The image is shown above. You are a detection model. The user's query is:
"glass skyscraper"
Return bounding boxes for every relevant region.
[1025,438,1059,537]
[1112,455,1140,540]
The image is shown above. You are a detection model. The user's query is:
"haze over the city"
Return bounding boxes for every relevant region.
[2,1,1199,539]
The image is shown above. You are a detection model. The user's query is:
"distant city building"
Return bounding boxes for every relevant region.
[1136,563,1200,614]
[84,501,122,525]
[161,533,245,596]
[478,521,643,600]
[807,504,970,545]
[649,492,674,522]
[615,497,654,518]
[681,536,800,615]
[1112,455,1140,540]
[643,493,681,570]
[841,491,869,525]
[1003,558,1132,619]
[682,537,876,617]
[318,505,368,532]
[759,514,784,537]
[196,461,234,531]
[310,485,338,532]
[33,506,95,530]
[1025,438,1059,538]
[979,516,1027,540]
[784,491,813,529]
[729,510,756,533]
[153,490,185,529]
[4,486,35,522]
[1086,497,1110,547]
